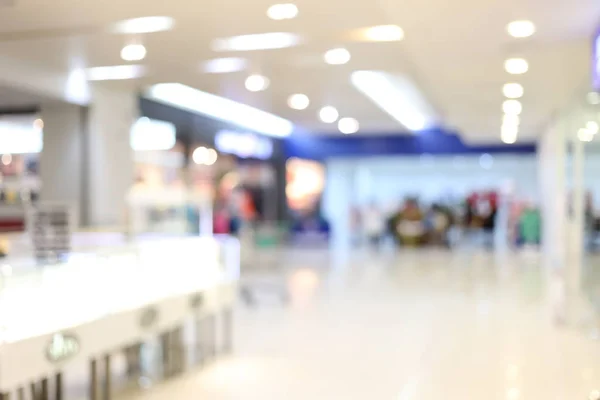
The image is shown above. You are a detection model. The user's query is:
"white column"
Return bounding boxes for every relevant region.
[86,88,137,228]
[568,134,585,293]
[40,102,86,226]
[538,122,567,270]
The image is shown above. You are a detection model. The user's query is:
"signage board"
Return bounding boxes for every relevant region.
[215,130,273,159]
[28,203,72,262]
[594,28,600,90]
[46,333,79,363]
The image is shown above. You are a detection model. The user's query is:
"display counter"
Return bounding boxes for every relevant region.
[0,235,239,399]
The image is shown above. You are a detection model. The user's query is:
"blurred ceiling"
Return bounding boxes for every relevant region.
[0,0,598,142]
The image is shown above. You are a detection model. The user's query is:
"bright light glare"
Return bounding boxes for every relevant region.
[319,106,338,123]
[1,154,11,166]
[86,65,145,81]
[503,83,524,98]
[33,118,44,130]
[507,20,536,38]
[202,57,247,73]
[586,121,599,134]
[351,70,432,131]
[267,3,298,20]
[146,83,293,137]
[192,147,218,165]
[0,121,43,154]
[324,48,351,65]
[503,99,522,115]
[120,44,147,61]
[502,114,520,126]
[130,117,176,151]
[288,94,310,110]
[112,16,175,34]
[501,124,518,144]
[245,75,270,92]
[338,117,359,134]
[578,128,594,142]
[504,58,529,74]
[363,25,404,41]
[211,32,301,51]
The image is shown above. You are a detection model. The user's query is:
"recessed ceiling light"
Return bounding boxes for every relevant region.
[212,32,301,51]
[503,83,524,98]
[201,57,247,73]
[502,114,520,126]
[288,93,310,110]
[578,128,594,142]
[504,58,529,74]
[362,25,404,42]
[338,117,359,134]
[501,124,518,144]
[33,118,44,130]
[586,121,599,134]
[507,20,536,38]
[503,99,522,115]
[112,16,175,34]
[146,83,293,137]
[324,48,351,65]
[120,44,147,61]
[319,106,338,123]
[86,65,145,81]
[245,74,270,92]
[587,92,600,105]
[267,3,298,20]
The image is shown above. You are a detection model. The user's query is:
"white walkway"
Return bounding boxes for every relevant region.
[122,249,600,400]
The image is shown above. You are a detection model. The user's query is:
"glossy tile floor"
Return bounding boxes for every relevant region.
[123,248,600,400]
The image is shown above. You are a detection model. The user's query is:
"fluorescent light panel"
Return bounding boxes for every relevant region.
[211,32,301,51]
[146,83,293,137]
[202,57,247,73]
[130,117,176,151]
[350,71,436,131]
[86,65,145,81]
[112,16,175,34]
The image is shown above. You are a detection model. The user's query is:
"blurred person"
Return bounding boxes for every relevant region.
[426,203,452,247]
[393,198,426,247]
[363,202,385,249]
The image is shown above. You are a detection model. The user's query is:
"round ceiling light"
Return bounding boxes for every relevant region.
[319,106,339,123]
[578,128,594,142]
[338,117,359,134]
[507,20,536,38]
[586,121,599,134]
[245,74,270,92]
[112,16,175,34]
[503,83,524,99]
[504,58,529,74]
[33,118,44,130]
[501,124,518,144]
[121,44,147,61]
[267,3,298,20]
[324,48,351,65]
[288,94,310,110]
[503,99,522,115]
[502,114,520,126]
[363,25,404,42]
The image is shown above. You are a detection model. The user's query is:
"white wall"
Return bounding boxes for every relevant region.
[323,154,538,218]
